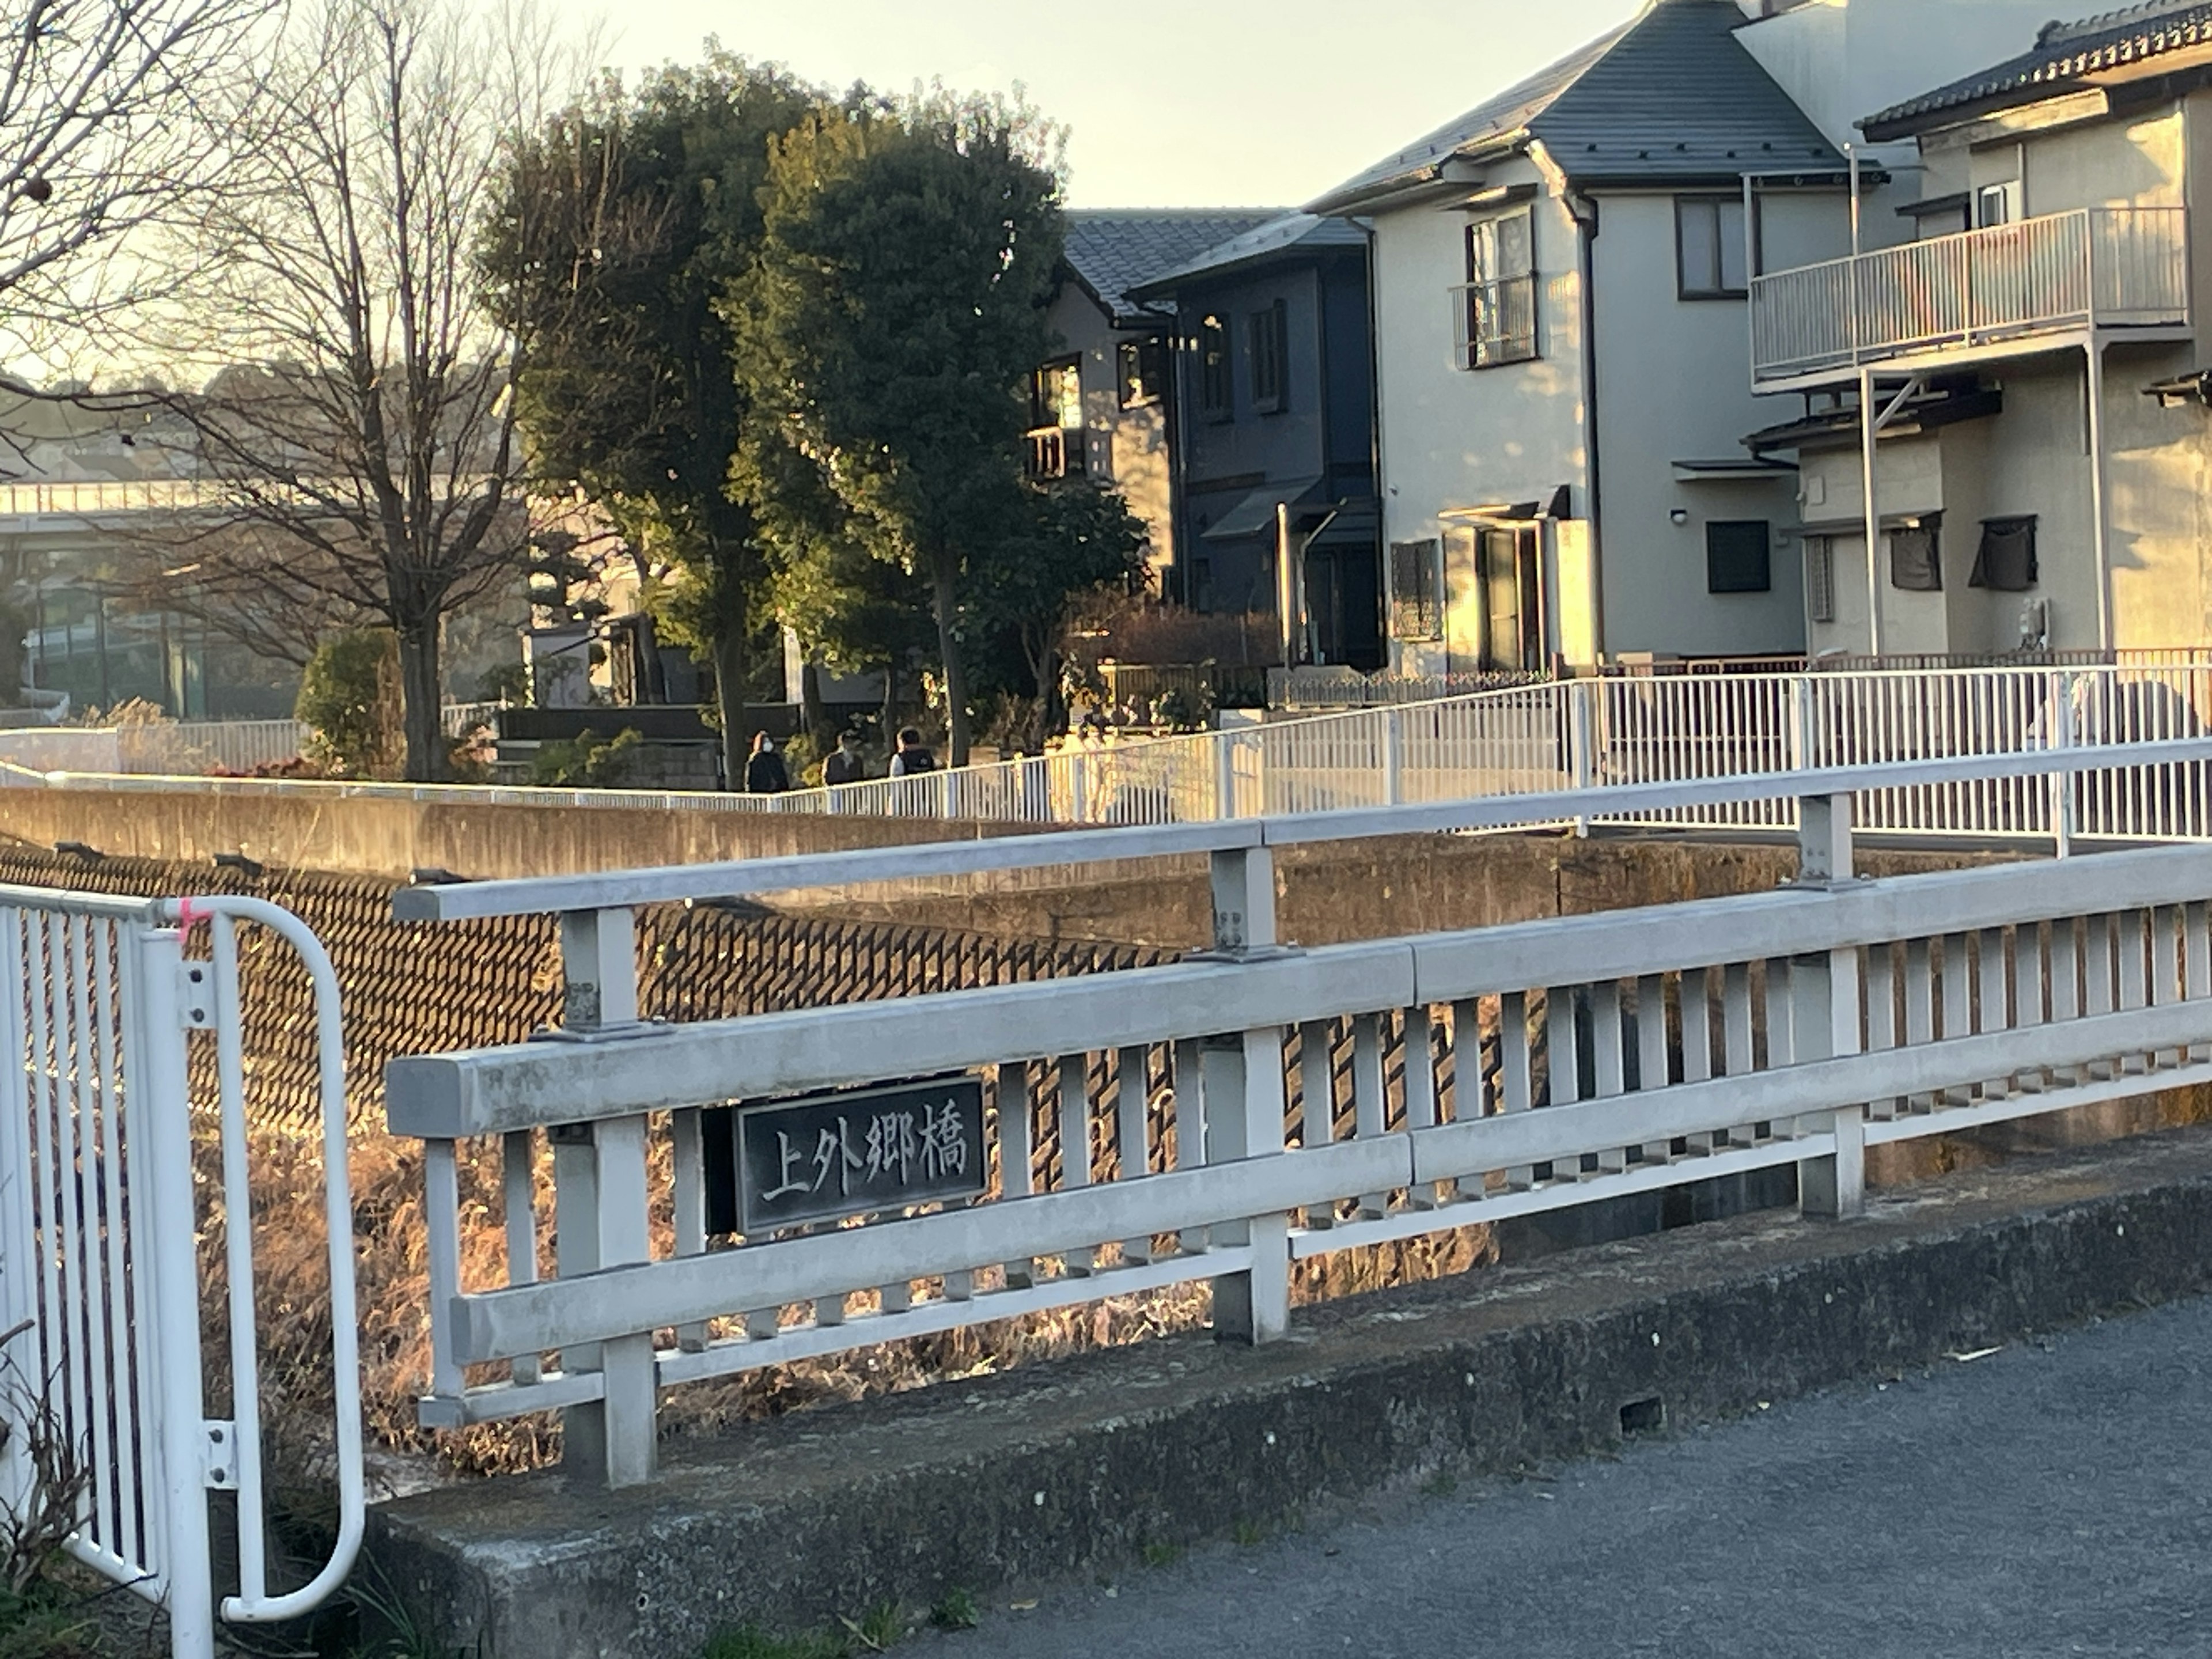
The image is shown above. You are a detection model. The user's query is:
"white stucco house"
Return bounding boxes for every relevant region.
[1311,0,2061,675]
[1747,0,2212,657]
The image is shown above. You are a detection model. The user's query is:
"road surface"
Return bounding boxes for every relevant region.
[927,1295,2212,1658]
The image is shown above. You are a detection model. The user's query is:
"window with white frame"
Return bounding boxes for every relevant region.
[1454,210,1537,369]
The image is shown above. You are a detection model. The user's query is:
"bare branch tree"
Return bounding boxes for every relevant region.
[134,0,589,779]
[0,0,279,440]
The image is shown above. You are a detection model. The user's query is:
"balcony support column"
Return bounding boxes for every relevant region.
[1859,365,1883,657]
[2086,336,2113,650]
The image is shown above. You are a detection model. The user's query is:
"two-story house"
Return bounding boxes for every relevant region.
[1313,0,2064,678]
[1747,0,2212,657]
[1032,211,1277,586]
[1128,212,1384,670]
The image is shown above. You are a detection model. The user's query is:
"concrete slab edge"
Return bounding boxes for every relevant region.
[364,1130,2212,1658]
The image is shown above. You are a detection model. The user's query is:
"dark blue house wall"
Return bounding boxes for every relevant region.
[1320,257,1375,500]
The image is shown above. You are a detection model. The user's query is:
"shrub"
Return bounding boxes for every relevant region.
[530,727,642,787]
[296,630,401,777]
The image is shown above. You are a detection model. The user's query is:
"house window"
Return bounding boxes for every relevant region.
[1805,535,1835,623]
[1706,521,1771,593]
[1889,514,1942,591]
[1455,210,1537,369]
[1677,196,1749,299]
[1248,300,1288,413]
[1199,315,1232,419]
[1118,337,1167,408]
[1968,515,2037,590]
[1389,539,1442,639]
[1025,358,1084,480]
[1976,181,2022,228]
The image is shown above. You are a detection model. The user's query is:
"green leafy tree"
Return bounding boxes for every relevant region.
[735,88,1064,764]
[487,52,825,785]
[969,483,1148,734]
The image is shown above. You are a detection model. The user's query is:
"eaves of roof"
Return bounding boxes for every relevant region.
[1863,0,2212,141]
[1307,0,1845,217]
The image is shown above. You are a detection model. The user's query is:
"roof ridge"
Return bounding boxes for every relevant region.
[2039,0,2206,48]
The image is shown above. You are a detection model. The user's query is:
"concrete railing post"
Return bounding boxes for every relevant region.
[2050,671,2077,858]
[1791,945,1866,1221]
[1382,709,1404,808]
[1569,680,1594,837]
[1796,792,1854,889]
[1215,730,1237,821]
[552,907,657,1488]
[1201,843,1289,1342]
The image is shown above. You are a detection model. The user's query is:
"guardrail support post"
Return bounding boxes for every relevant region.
[1791,947,1866,1220]
[1209,847,1277,956]
[2050,672,2076,859]
[1569,681,1593,838]
[1204,1026,1290,1344]
[550,907,656,1486]
[1795,792,1855,888]
[1382,710,1404,807]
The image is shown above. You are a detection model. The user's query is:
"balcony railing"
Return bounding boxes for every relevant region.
[1750,207,2190,385]
[1025,425,1083,480]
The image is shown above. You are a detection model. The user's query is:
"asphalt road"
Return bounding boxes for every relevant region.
[925,1296,2212,1659]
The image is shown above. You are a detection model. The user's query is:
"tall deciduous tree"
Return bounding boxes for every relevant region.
[0,0,279,389]
[137,0,585,780]
[736,90,1063,766]
[487,54,824,785]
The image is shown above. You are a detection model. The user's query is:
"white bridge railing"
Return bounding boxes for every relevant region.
[18,664,2212,854]
[384,741,2212,1488]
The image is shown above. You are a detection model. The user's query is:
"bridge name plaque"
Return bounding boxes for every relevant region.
[706,1074,989,1234]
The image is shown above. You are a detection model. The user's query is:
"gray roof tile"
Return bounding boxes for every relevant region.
[1863,0,2212,138]
[1127,212,1368,298]
[1062,211,1281,324]
[1308,0,1846,215]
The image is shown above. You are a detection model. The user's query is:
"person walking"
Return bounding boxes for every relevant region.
[744,732,791,793]
[822,729,868,786]
[888,726,937,778]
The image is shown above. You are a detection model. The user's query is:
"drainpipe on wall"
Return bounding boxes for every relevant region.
[1567,191,1606,662]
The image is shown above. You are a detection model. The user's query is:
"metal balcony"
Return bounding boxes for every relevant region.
[1750,207,2191,388]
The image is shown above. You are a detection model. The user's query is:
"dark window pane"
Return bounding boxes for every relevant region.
[1389,539,1442,639]
[1706,520,1772,593]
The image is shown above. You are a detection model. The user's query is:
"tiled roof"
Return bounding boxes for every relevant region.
[1127,212,1368,299]
[1863,0,2212,138]
[1061,211,1281,324]
[1308,0,1845,215]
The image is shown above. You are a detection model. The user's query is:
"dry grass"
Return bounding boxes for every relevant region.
[215,1118,1495,1482]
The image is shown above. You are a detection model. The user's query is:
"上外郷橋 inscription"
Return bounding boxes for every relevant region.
[707,1075,990,1234]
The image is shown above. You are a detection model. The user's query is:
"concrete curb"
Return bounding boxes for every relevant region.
[366,1125,2212,1658]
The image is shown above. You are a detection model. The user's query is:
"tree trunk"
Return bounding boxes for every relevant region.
[396,622,445,783]
[800,660,832,749]
[712,626,748,790]
[932,558,969,767]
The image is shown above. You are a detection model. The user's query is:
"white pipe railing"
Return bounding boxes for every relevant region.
[1751,206,2190,383]
[383,749,2212,1487]
[16,664,2212,854]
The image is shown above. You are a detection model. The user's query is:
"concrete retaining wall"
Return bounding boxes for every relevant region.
[366,1125,2212,1658]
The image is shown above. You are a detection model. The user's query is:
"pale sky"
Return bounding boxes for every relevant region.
[562,0,1643,209]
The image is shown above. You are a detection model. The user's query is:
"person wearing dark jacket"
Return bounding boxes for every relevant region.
[744,732,790,793]
[888,726,937,777]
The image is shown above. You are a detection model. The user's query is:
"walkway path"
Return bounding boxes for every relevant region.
[930,1294,2212,1658]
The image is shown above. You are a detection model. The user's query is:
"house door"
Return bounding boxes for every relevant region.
[1478,525,1544,671]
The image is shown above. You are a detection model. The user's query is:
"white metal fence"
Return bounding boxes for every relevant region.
[1750,206,2190,384]
[0,891,360,1658]
[0,721,308,778]
[383,741,2212,1488]
[14,665,2212,856]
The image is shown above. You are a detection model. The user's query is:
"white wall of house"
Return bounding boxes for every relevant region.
[1793,92,2212,657]
[1044,286,1176,583]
